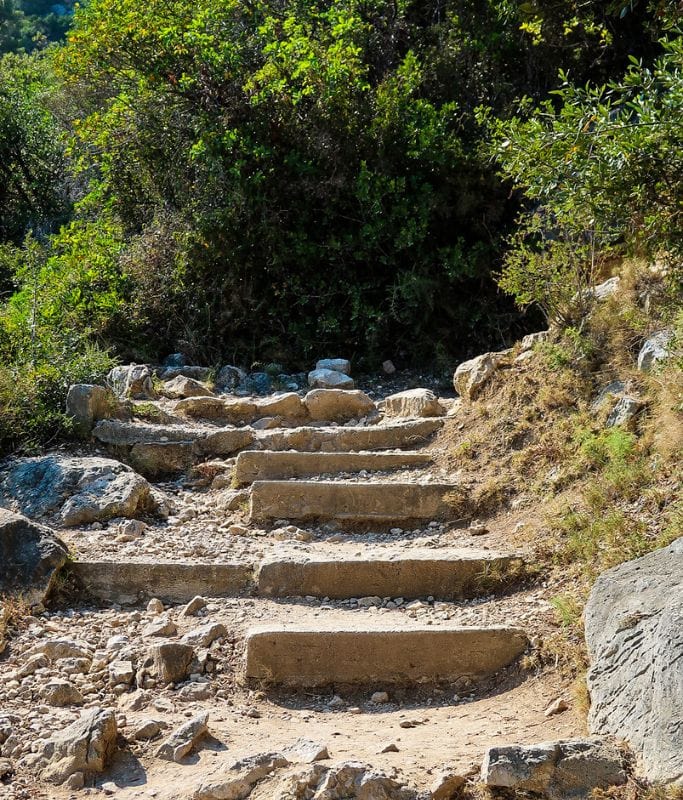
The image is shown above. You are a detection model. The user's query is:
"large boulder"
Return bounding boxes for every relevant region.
[40,707,117,785]
[108,364,156,399]
[0,454,152,527]
[453,351,510,401]
[304,389,375,422]
[65,384,113,436]
[482,738,629,799]
[308,369,355,390]
[637,330,674,372]
[0,509,68,605]
[585,538,683,784]
[382,388,445,418]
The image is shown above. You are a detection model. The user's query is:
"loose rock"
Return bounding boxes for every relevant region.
[156,712,209,762]
[481,738,629,800]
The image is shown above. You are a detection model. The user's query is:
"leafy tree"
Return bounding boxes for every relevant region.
[483,30,683,323]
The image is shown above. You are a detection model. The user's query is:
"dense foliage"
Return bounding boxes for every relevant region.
[0,0,74,54]
[0,0,680,449]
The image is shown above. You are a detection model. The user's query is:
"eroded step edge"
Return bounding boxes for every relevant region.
[245,625,529,686]
[235,450,432,485]
[249,480,463,523]
[71,561,254,604]
[257,551,524,600]
[254,418,443,453]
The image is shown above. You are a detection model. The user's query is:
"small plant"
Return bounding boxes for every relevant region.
[550,593,583,629]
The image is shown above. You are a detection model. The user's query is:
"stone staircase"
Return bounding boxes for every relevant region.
[75,393,532,692]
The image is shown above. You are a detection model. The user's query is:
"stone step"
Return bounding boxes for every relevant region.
[71,561,254,605]
[254,418,443,452]
[92,419,441,477]
[257,549,523,600]
[92,419,255,477]
[249,480,461,524]
[244,624,528,686]
[234,450,432,485]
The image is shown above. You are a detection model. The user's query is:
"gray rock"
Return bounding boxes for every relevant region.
[316,359,351,375]
[239,372,272,396]
[148,642,195,684]
[0,454,152,527]
[194,752,290,799]
[108,364,156,399]
[0,510,67,605]
[40,707,117,785]
[29,638,91,661]
[453,351,509,401]
[482,738,629,799]
[308,369,355,390]
[41,680,84,707]
[592,380,626,410]
[163,353,188,368]
[520,330,550,351]
[312,761,417,799]
[590,276,621,301]
[182,596,207,617]
[585,537,683,784]
[133,720,162,741]
[382,389,445,419]
[181,622,227,648]
[66,384,113,436]
[637,330,674,372]
[156,712,208,762]
[283,738,329,763]
[216,365,247,391]
[163,375,214,399]
[606,397,641,429]
[159,366,212,382]
[304,389,374,422]
[382,360,396,375]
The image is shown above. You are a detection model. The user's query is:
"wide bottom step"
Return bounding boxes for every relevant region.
[245,625,528,686]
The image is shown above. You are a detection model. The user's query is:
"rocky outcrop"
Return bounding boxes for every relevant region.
[453,351,510,400]
[482,738,630,799]
[585,537,683,784]
[108,364,156,399]
[39,707,117,785]
[0,455,152,527]
[65,384,113,436]
[382,388,445,418]
[0,509,68,605]
[637,330,674,372]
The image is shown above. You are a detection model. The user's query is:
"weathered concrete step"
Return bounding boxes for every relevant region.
[92,419,255,477]
[245,624,528,686]
[235,450,432,485]
[249,480,460,523]
[71,561,254,604]
[254,418,443,452]
[257,549,523,600]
